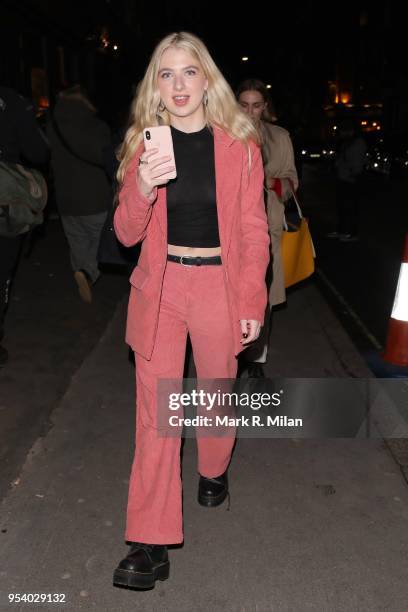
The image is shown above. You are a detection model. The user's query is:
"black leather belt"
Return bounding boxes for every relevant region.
[167,254,222,266]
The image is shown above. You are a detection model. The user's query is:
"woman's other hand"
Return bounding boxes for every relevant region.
[266,177,276,190]
[240,319,261,344]
[137,148,176,199]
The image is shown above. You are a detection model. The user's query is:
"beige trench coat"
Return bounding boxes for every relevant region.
[260,121,299,306]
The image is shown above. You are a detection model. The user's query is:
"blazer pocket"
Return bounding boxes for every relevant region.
[129,266,150,290]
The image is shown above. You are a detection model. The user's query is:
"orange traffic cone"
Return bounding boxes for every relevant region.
[383,234,408,367]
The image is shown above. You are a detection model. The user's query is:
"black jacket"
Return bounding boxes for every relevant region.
[47,98,112,216]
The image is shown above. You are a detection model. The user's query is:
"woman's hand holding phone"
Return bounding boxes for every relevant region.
[137,148,176,200]
[137,126,177,201]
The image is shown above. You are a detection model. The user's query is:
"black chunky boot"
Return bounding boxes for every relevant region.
[198,471,229,508]
[113,542,169,590]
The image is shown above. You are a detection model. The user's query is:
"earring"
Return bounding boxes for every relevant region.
[203,90,208,107]
[158,100,166,113]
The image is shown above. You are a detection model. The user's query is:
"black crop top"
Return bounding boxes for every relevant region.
[166,125,220,247]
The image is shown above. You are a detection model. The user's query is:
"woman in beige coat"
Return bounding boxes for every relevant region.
[237,79,299,376]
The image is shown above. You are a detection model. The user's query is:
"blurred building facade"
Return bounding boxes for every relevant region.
[0,0,136,124]
[1,1,407,139]
[324,6,408,138]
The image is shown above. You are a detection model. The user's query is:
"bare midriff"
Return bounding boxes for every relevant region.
[167,244,221,257]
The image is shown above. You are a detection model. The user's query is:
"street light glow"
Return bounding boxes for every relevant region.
[241,57,249,62]
[266,84,272,89]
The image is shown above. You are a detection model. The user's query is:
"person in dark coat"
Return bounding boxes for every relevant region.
[47,85,112,302]
[0,86,49,366]
[327,119,367,242]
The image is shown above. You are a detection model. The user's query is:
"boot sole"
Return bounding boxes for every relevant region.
[113,561,169,589]
[198,489,228,507]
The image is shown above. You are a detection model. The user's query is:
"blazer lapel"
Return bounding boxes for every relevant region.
[214,127,241,257]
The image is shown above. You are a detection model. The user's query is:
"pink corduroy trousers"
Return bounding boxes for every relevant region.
[125,261,238,545]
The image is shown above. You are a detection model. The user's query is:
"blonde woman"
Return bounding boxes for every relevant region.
[113,33,269,590]
[237,79,299,377]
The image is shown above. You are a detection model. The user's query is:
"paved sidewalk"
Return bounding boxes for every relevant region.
[1,281,408,611]
[0,220,128,500]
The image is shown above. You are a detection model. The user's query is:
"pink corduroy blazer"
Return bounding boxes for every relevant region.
[114,126,270,360]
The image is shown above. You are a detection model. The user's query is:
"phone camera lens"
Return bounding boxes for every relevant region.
[146,131,151,140]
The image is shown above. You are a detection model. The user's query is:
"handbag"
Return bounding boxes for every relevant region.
[97,193,140,268]
[0,161,47,237]
[281,190,316,288]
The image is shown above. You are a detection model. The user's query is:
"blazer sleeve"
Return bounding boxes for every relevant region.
[113,146,158,246]
[238,142,270,324]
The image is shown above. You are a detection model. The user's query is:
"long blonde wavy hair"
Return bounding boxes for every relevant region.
[117,31,259,183]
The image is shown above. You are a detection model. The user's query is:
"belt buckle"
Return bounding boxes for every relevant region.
[180,255,193,266]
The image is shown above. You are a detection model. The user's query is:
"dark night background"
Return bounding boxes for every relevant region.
[2,1,408,138]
